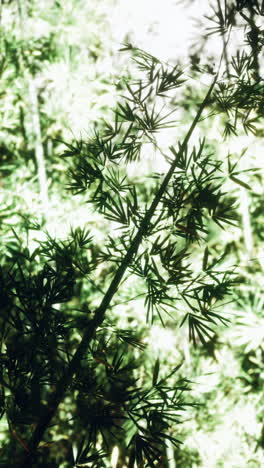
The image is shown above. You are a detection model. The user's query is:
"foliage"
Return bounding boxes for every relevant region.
[0,1,263,467]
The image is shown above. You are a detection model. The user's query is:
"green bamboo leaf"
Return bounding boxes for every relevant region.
[152,358,160,386]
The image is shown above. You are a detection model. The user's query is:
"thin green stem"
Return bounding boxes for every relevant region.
[18,73,218,467]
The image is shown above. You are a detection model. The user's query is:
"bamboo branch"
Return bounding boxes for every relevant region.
[18,73,218,467]
[239,9,261,80]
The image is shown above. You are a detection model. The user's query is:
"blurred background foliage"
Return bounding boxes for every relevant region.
[0,0,263,466]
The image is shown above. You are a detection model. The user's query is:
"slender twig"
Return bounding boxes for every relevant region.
[237,8,258,258]
[216,0,230,78]
[239,9,261,80]
[18,72,218,467]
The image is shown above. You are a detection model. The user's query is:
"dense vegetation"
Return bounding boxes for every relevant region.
[0,1,263,467]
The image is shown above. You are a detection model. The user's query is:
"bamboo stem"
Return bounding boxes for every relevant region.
[28,76,49,211]
[167,439,177,468]
[16,0,49,214]
[240,186,253,257]
[17,73,218,467]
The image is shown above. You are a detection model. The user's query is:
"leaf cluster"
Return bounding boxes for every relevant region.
[0,22,256,466]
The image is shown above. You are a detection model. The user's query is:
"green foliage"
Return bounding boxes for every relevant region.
[0,51,233,464]
[0,1,263,467]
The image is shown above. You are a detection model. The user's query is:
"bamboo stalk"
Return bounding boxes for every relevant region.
[16,0,49,214]
[167,439,177,468]
[18,73,218,467]
[28,76,49,211]
[240,185,253,257]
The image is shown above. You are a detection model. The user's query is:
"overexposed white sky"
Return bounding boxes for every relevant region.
[110,0,221,62]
